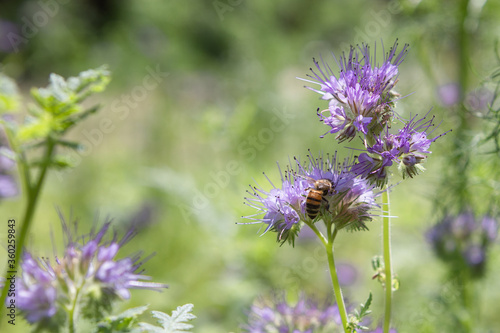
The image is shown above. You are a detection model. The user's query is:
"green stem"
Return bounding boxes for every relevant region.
[458,272,474,332]
[455,0,472,208]
[325,227,349,332]
[382,189,392,333]
[67,282,82,333]
[304,221,328,247]
[0,138,56,320]
[305,220,348,330]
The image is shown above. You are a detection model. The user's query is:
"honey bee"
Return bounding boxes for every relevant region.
[297,175,334,220]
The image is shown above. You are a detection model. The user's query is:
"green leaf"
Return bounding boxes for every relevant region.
[29,66,110,125]
[0,73,20,113]
[15,67,110,145]
[56,139,84,150]
[31,66,110,113]
[16,114,54,142]
[138,304,196,333]
[95,305,149,333]
[347,293,373,333]
[358,292,372,318]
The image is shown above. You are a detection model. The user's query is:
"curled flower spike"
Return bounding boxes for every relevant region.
[352,112,450,187]
[8,217,167,325]
[299,40,409,141]
[243,152,379,244]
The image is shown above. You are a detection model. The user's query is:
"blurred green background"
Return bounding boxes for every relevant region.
[1,0,500,332]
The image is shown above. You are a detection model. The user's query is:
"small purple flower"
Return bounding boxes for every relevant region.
[0,145,18,199]
[465,87,492,112]
[353,112,449,186]
[463,244,485,267]
[0,20,21,53]
[437,83,460,107]
[336,262,358,286]
[481,215,498,242]
[11,217,167,325]
[300,40,408,141]
[242,293,343,333]
[317,105,349,137]
[426,211,498,277]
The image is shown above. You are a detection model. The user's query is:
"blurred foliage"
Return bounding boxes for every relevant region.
[1,0,500,332]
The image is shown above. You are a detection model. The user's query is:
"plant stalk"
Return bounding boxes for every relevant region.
[0,138,56,321]
[325,227,349,331]
[383,189,392,333]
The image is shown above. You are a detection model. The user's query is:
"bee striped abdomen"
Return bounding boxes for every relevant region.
[305,189,323,219]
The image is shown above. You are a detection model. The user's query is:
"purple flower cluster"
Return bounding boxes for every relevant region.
[10,220,166,324]
[242,293,344,333]
[301,40,408,142]
[353,113,447,186]
[426,211,498,277]
[244,153,378,243]
[300,40,448,188]
[17,254,57,323]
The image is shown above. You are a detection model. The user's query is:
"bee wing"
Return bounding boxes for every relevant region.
[293,173,316,184]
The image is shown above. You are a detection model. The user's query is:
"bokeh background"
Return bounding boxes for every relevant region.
[1,0,500,332]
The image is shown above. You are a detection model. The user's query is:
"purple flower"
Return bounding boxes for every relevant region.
[18,284,57,323]
[242,293,343,333]
[426,211,498,277]
[481,215,498,242]
[13,254,57,323]
[243,153,378,244]
[465,87,492,112]
[0,20,21,53]
[437,83,460,107]
[317,105,349,137]
[12,217,167,324]
[463,244,485,267]
[353,113,449,186]
[300,40,408,141]
[336,262,358,286]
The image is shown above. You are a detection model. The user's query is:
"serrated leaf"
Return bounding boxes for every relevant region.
[137,323,164,333]
[138,304,196,333]
[358,292,372,318]
[30,66,110,120]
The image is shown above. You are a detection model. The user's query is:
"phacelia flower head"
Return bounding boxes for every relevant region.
[300,40,408,142]
[16,253,57,323]
[9,217,167,325]
[243,152,379,244]
[242,293,345,333]
[352,112,449,187]
[426,210,498,278]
